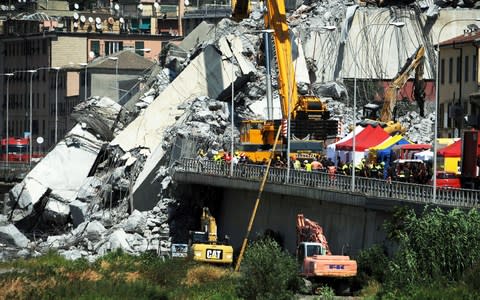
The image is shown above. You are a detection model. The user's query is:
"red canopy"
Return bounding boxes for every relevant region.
[438,139,462,157]
[335,125,390,151]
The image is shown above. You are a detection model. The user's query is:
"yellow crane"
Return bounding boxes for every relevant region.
[233,0,338,163]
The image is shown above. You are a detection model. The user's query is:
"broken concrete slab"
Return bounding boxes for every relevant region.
[85,221,106,242]
[109,45,241,211]
[59,249,83,261]
[9,125,104,216]
[120,210,146,234]
[96,229,133,255]
[0,224,30,248]
[75,177,103,202]
[111,45,238,153]
[43,199,70,225]
[8,97,123,224]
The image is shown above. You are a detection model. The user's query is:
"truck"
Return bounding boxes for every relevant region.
[234,0,338,163]
[189,207,234,264]
[460,129,480,189]
[296,214,357,292]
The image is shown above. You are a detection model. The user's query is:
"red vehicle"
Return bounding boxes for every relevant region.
[460,130,480,189]
[429,171,461,189]
[1,137,30,162]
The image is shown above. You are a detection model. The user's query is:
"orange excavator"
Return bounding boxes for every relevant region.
[296,214,357,279]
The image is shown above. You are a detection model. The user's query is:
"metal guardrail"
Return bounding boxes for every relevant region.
[175,158,480,209]
[0,162,30,182]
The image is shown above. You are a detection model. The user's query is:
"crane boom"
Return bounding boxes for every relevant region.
[380,45,425,122]
[264,0,298,118]
[264,0,332,121]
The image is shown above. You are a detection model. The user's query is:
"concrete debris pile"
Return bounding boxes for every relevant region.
[1,0,466,261]
[398,111,435,144]
[0,18,261,261]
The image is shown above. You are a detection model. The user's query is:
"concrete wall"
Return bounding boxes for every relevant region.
[215,188,390,257]
[52,36,87,66]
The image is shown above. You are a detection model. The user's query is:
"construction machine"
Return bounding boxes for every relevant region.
[360,45,426,135]
[189,207,234,264]
[297,214,357,280]
[231,0,251,22]
[233,0,338,162]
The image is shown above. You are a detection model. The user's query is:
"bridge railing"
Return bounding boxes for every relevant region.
[0,162,30,182]
[176,158,480,208]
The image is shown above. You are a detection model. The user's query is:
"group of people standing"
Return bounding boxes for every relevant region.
[197,149,432,184]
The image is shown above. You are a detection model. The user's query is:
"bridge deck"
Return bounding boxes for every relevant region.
[174,158,479,209]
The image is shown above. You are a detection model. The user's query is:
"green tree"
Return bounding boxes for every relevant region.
[237,238,300,300]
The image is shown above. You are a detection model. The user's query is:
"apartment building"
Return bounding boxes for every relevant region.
[0,0,236,151]
[438,29,480,138]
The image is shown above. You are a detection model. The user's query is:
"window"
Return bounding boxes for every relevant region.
[440,103,444,128]
[448,103,452,128]
[42,39,47,55]
[105,41,123,55]
[456,56,461,83]
[474,55,477,83]
[448,58,453,84]
[135,41,145,56]
[465,56,469,82]
[90,40,100,58]
[441,59,445,85]
[140,18,151,33]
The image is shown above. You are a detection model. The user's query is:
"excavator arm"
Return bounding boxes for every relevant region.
[231,0,251,22]
[190,207,233,264]
[297,214,331,254]
[380,45,425,122]
[201,207,218,243]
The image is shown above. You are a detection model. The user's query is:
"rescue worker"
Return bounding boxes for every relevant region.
[224,152,232,163]
[239,153,247,164]
[197,149,206,158]
[294,157,301,170]
[327,165,336,179]
[275,156,284,168]
[305,160,312,172]
[213,152,222,163]
[231,153,239,166]
[375,162,384,179]
[341,163,349,175]
[311,158,322,172]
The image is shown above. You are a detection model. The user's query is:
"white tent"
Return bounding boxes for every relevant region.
[326,126,365,165]
[414,150,433,161]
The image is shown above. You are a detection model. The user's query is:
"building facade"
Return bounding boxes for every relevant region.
[438,29,480,138]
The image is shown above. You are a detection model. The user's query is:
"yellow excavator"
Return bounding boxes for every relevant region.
[189,207,234,264]
[233,0,338,162]
[360,45,426,135]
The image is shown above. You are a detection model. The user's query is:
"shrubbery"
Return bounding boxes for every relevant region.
[236,238,300,300]
[384,207,480,290]
[358,206,480,298]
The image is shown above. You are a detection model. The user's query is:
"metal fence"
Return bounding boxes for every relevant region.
[175,158,480,209]
[0,162,30,182]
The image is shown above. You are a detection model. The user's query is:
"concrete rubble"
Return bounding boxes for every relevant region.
[1,1,476,261]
